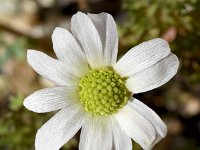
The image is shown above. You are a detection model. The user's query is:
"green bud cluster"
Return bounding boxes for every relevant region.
[79,67,130,116]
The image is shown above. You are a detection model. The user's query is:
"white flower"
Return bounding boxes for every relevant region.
[23,12,179,150]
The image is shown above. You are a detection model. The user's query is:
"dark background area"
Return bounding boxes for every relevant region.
[0,0,200,150]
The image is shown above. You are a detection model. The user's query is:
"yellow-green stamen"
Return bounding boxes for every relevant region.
[79,67,130,116]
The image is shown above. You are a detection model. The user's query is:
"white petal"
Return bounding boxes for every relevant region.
[52,27,89,77]
[23,86,79,113]
[126,53,179,93]
[88,13,118,66]
[114,38,170,77]
[79,115,112,150]
[35,104,84,150]
[71,12,104,69]
[115,104,156,150]
[27,50,79,86]
[111,117,132,150]
[128,98,167,147]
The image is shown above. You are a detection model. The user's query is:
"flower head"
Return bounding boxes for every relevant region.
[24,12,179,150]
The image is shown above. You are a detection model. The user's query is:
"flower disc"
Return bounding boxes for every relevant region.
[79,67,130,116]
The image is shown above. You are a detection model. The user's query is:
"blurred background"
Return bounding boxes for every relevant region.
[0,0,200,150]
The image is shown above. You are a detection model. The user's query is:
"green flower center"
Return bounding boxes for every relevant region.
[79,67,130,116]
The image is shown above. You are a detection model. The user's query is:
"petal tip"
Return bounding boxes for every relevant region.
[161,123,168,137]
[23,97,31,110]
[73,11,85,18]
[27,49,39,65]
[52,27,65,36]
[23,95,38,113]
[27,49,35,56]
[27,49,38,60]
[174,54,180,71]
